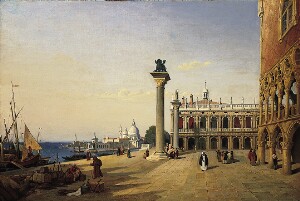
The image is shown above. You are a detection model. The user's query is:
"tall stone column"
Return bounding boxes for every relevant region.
[257,140,265,164]
[281,141,293,175]
[171,90,181,149]
[150,69,171,156]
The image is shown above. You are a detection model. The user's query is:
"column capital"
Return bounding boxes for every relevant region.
[171,100,182,109]
[267,141,275,148]
[150,72,171,87]
[280,141,293,150]
[257,140,265,147]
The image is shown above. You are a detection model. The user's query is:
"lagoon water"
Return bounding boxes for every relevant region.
[39,142,115,163]
[39,142,74,163]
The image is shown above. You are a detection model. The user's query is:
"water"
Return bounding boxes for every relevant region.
[39,142,115,163]
[39,142,74,163]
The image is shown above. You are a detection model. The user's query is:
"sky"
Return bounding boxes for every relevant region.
[0,0,260,142]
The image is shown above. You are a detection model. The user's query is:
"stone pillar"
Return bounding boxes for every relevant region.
[195,137,199,150]
[171,91,181,149]
[206,136,210,150]
[264,97,269,123]
[150,72,170,156]
[218,136,221,150]
[281,141,293,175]
[297,83,300,114]
[229,136,233,150]
[285,88,290,118]
[259,98,263,125]
[257,140,265,164]
[268,141,275,168]
[241,136,244,149]
[183,137,187,151]
[278,94,283,119]
[270,94,275,122]
[170,112,174,133]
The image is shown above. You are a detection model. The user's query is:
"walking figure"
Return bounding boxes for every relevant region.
[272,152,278,170]
[199,152,208,171]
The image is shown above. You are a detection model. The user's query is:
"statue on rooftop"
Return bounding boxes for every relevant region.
[154,59,167,72]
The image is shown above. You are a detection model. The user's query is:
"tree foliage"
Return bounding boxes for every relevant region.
[145,125,169,146]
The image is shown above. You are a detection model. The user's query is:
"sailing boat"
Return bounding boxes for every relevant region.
[0,83,49,171]
[19,124,42,167]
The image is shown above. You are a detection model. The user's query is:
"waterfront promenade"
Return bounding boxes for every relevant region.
[19,149,300,201]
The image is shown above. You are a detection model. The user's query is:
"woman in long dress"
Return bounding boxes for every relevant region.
[199,152,208,171]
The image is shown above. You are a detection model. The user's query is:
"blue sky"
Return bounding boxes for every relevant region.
[0,1,260,141]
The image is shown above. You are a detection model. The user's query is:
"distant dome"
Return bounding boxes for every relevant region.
[122,128,128,136]
[203,88,208,93]
[128,119,140,140]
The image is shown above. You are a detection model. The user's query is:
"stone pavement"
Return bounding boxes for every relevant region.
[21,149,300,201]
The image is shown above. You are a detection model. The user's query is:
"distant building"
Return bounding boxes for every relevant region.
[170,82,259,150]
[257,0,300,175]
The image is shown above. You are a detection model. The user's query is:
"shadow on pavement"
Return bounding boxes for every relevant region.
[208,165,219,170]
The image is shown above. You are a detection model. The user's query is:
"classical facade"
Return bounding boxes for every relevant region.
[170,83,259,151]
[257,0,300,175]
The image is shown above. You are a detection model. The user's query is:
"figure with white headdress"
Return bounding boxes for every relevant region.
[199,152,208,171]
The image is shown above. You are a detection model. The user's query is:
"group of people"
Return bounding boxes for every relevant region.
[248,149,258,166]
[166,145,179,159]
[116,147,125,156]
[216,150,234,164]
[143,149,150,159]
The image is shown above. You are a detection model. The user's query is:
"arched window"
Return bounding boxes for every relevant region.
[234,117,241,128]
[179,117,183,129]
[281,0,296,37]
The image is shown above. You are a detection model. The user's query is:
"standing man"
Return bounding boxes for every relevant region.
[199,152,208,171]
[90,156,103,178]
[272,152,278,170]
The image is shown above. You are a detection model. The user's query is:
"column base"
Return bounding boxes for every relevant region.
[146,152,168,161]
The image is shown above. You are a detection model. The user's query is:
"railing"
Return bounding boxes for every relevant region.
[180,103,259,110]
[179,128,258,133]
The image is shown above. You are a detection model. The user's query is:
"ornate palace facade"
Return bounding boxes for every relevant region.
[257,0,300,175]
[170,84,259,151]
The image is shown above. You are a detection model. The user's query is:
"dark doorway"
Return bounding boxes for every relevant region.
[244,137,251,149]
[188,138,195,150]
[233,137,239,149]
[292,127,300,163]
[222,137,228,149]
[179,138,184,149]
[211,138,217,149]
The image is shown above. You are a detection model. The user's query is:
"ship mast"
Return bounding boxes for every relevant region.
[11,81,21,159]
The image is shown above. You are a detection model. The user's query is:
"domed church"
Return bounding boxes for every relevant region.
[119,119,141,148]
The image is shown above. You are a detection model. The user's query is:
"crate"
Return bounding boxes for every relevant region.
[32,173,52,183]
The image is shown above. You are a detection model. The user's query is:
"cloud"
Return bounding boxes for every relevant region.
[177,61,212,71]
[96,89,155,102]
